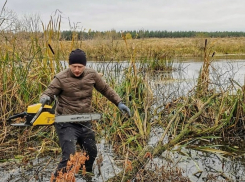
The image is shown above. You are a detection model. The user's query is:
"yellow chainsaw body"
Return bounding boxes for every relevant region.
[33,113,55,125]
[27,103,55,126]
[9,103,101,127]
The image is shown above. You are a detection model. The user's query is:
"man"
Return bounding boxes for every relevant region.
[39,49,130,176]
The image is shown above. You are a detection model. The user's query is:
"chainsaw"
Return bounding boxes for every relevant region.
[7,102,101,126]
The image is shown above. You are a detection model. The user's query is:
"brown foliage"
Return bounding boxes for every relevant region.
[124,159,132,173]
[50,151,89,182]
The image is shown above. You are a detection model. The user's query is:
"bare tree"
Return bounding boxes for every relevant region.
[22,14,41,32]
[0,0,18,31]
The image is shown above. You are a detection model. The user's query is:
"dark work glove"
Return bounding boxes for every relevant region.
[39,95,51,105]
[118,102,131,117]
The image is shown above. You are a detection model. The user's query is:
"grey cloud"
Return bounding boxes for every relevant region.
[2,0,245,31]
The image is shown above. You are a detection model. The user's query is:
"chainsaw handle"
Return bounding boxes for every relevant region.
[7,112,27,121]
[41,102,46,107]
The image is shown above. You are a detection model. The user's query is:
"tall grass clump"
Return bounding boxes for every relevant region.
[1,9,157,181]
[107,39,245,182]
[0,12,67,160]
[91,47,154,156]
[150,40,245,159]
[139,51,175,72]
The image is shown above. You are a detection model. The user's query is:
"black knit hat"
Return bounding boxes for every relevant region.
[69,49,87,65]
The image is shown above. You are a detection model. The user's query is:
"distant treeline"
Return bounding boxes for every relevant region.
[61,30,245,40]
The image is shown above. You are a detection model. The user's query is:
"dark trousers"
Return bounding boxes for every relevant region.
[54,122,97,174]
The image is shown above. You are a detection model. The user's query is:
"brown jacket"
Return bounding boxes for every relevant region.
[41,67,122,115]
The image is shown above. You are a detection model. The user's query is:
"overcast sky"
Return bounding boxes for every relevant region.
[2,0,245,32]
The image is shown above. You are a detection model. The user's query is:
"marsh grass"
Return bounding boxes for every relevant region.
[72,37,245,61]
[1,9,245,181]
[0,14,65,161]
[91,47,154,156]
[106,39,245,181]
[0,12,155,179]
[154,40,245,157]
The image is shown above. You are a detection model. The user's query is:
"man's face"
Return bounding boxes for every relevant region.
[69,64,86,77]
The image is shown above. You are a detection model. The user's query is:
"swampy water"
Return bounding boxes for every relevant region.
[1,58,245,181]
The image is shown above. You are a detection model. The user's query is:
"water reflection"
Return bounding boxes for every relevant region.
[148,127,245,181]
[86,58,245,102]
[176,148,245,181]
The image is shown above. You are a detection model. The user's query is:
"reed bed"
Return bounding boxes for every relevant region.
[1,11,245,181]
[65,37,245,61]
[107,40,245,181]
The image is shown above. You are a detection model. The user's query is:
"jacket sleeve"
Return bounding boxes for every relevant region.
[40,77,62,103]
[94,72,122,106]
